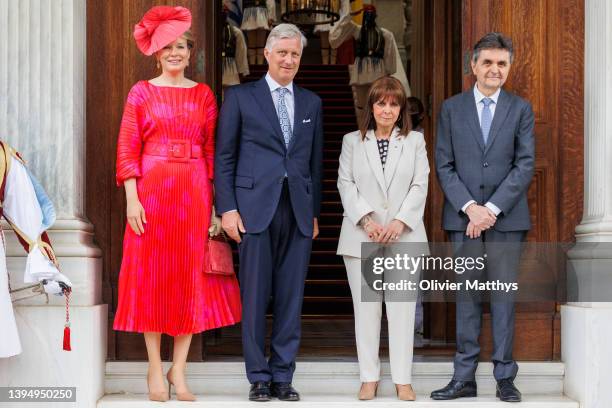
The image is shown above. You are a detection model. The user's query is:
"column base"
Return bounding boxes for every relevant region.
[562,304,612,408]
[5,218,103,305]
[0,304,107,408]
[1,217,105,407]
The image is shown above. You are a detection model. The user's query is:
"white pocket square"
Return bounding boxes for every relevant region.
[302,118,311,123]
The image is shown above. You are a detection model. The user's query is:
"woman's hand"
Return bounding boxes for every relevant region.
[209,206,223,237]
[126,198,146,235]
[361,215,384,241]
[377,219,407,244]
[124,178,146,235]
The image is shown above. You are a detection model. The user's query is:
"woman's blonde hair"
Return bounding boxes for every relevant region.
[182,30,194,49]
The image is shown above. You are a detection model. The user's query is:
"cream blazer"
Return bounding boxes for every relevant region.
[337,128,430,258]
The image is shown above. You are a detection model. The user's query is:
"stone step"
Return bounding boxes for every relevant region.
[104,361,567,398]
[99,393,578,407]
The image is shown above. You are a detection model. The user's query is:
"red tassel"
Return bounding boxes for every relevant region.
[63,289,72,351]
[63,325,71,351]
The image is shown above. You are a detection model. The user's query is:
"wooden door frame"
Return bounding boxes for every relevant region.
[411,0,463,343]
[87,0,582,361]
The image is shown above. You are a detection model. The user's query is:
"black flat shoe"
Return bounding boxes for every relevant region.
[249,381,271,402]
[271,382,300,401]
[496,378,522,402]
[430,379,477,400]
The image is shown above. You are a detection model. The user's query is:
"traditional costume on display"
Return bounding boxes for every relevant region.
[0,141,72,358]
[113,6,241,336]
[222,0,243,27]
[241,0,276,30]
[314,0,350,64]
[241,0,276,65]
[329,5,411,123]
[222,8,249,88]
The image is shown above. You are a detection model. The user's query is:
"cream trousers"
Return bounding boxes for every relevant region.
[343,255,416,384]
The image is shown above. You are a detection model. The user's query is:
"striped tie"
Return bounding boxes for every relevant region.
[481,97,494,144]
[277,87,292,147]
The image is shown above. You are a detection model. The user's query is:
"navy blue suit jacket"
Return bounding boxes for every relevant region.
[214,77,324,236]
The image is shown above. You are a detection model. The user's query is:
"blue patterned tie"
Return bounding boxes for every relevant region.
[276,87,292,147]
[481,97,493,144]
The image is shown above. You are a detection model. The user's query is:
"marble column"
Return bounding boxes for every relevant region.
[562,1,612,407]
[0,1,105,408]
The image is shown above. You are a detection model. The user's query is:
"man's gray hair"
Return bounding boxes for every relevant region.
[265,23,307,51]
[472,32,514,63]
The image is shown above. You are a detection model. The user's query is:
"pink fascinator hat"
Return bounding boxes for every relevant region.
[134,6,192,56]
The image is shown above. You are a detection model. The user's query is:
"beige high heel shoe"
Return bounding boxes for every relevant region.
[395,383,416,401]
[147,369,169,402]
[358,381,379,400]
[166,366,196,401]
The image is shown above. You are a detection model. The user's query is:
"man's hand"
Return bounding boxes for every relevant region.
[466,221,484,239]
[42,272,73,296]
[465,203,496,230]
[222,211,246,243]
[313,218,319,239]
[378,219,407,244]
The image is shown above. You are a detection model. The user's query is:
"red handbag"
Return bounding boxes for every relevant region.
[206,234,235,276]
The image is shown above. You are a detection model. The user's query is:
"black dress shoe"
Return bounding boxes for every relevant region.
[271,382,300,401]
[496,378,522,402]
[430,379,477,400]
[249,381,271,402]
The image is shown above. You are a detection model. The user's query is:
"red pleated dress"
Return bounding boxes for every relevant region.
[113,81,241,336]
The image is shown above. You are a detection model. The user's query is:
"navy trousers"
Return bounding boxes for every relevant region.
[238,181,312,383]
[448,229,525,382]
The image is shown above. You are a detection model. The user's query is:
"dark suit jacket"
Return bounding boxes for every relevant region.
[435,87,535,232]
[214,77,324,236]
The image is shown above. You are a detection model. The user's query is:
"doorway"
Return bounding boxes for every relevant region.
[87,0,580,362]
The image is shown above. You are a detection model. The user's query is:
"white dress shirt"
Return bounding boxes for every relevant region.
[461,84,502,217]
[265,72,295,130]
[474,84,500,125]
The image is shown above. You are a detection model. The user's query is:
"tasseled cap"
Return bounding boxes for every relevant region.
[134,6,192,56]
[363,4,377,13]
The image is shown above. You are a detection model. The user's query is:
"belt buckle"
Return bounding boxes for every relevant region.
[167,139,190,163]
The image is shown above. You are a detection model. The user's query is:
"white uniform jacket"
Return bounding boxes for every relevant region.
[0,143,68,358]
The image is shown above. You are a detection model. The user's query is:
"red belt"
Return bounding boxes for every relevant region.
[143,140,203,162]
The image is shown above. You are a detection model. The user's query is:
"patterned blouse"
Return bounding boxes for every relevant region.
[377,138,390,169]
